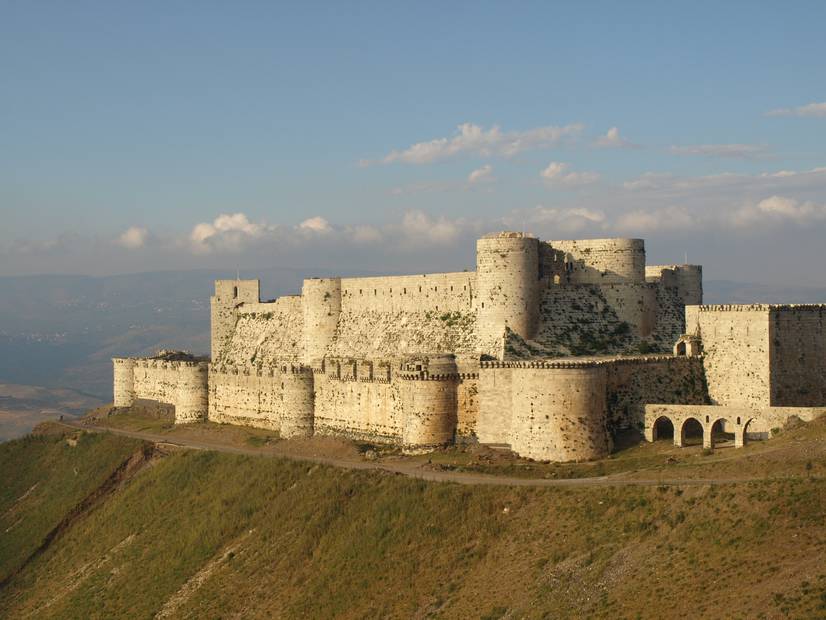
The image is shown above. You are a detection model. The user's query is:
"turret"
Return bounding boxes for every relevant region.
[476,232,540,353]
[301,278,342,366]
[174,362,209,423]
[210,279,260,361]
[400,355,459,449]
[279,366,315,438]
[112,358,135,407]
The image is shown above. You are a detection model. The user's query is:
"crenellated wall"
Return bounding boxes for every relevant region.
[207,364,314,437]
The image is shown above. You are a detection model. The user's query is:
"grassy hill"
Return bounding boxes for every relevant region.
[0,422,825,619]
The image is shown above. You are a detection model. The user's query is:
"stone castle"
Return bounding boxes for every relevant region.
[113,232,826,461]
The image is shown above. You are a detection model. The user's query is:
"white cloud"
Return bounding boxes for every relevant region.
[116,226,148,249]
[766,102,826,118]
[399,210,462,244]
[614,206,695,233]
[467,164,493,184]
[669,143,770,160]
[373,122,583,165]
[190,213,270,253]
[733,195,826,227]
[595,127,637,149]
[299,216,332,233]
[540,161,600,187]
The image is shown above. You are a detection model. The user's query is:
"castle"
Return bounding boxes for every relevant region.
[112,232,826,461]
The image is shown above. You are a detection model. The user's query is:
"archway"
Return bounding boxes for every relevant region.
[680,417,704,447]
[742,418,766,443]
[675,341,687,356]
[710,418,735,448]
[652,416,675,441]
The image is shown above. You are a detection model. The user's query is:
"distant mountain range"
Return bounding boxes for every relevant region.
[0,270,825,440]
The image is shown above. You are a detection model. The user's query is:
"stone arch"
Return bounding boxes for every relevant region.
[675,341,687,356]
[736,417,761,448]
[678,417,704,447]
[709,418,735,449]
[651,416,675,442]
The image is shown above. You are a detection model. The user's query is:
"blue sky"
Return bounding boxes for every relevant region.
[2,2,826,283]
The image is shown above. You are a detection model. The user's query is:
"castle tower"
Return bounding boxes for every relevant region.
[301,278,342,366]
[174,362,209,423]
[210,279,260,361]
[476,232,540,353]
[279,366,315,438]
[112,358,135,407]
[509,365,611,462]
[400,355,459,449]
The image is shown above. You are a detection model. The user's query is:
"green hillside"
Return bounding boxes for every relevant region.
[1,425,825,619]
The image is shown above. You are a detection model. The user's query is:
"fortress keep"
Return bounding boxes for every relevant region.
[113,232,826,461]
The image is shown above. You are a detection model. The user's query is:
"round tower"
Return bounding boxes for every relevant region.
[280,366,315,438]
[476,232,540,352]
[550,238,645,284]
[509,365,611,462]
[174,362,209,423]
[112,358,136,407]
[302,278,342,366]
[400,355,458,450]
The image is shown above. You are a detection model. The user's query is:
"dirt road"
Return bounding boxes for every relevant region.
[56,420,798,488]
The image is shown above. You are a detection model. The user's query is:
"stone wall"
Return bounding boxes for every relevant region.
[339,272,476,314]
[312,363,405,443]
[218,296,304,366]
[606,356,707,432]
[686,305,772,409]
[327,309,479,360]
[769,306,826,406]
[207,364,314,438]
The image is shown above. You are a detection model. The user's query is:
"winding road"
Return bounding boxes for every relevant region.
[56,420,799,489]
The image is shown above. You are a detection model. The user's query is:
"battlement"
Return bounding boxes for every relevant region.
[696,303,826,312]
[480,354,682,370]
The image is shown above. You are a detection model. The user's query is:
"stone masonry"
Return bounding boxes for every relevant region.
[113,232,826,461]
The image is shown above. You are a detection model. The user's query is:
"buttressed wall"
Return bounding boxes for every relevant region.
[113,230,727,462]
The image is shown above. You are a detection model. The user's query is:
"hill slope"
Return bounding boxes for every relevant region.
[0,425,825,619]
